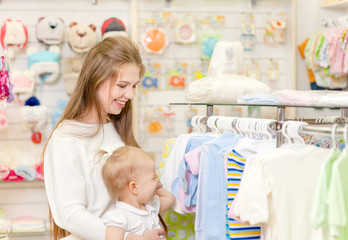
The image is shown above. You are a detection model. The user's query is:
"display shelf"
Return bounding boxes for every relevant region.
[0,181,44,189]
[321,0,348,9]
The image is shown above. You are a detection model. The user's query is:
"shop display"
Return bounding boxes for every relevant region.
[0,19,28,58]
[101,17,127,39]
[36,17,65,46]
[27,46,60,86]
[67,22,98,54]
[174,13,196,44]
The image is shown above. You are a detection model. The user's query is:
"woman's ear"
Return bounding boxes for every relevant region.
[129,181,138,194]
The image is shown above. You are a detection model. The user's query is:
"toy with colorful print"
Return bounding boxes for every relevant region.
[0,55,14,110]
[140,12,172,55]
[165,61,188,90]
[144,106,165,136]
[190,60,208,82]
[139,61,162,95]
[199,14,225,59]
[240,13,256,51]
[267,59,280,86]
[174,13,196,44]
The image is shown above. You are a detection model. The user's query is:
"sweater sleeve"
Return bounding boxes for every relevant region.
[44,135,106,240]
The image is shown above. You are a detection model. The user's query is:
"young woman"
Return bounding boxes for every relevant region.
[43,36,167,240]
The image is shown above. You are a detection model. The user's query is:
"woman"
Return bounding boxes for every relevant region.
[43,36,166,240]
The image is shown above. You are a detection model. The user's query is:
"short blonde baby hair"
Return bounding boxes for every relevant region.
[101,146,153,201]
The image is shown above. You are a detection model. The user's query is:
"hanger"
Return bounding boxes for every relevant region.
[215,116,238,134]
[331,123,338,149]
[206,115,220,134]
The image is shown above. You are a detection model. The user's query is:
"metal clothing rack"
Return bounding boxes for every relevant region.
[170,102,348,146]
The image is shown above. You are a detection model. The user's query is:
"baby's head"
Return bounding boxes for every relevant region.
[101,146,159,203]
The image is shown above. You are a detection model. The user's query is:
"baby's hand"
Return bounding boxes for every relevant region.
[143,228,166,240]
[156,181,163,189]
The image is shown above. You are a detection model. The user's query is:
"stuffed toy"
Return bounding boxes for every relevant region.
[36,17,65,46]
[20,96,47,144]
[12,70,35,95]
[101,17,127,39]
[67,22,98,54]
[27,46,60,85]
[63,57,82,95]
[141,28,168,54]
[0,19,28,58]
[12,69,36,103]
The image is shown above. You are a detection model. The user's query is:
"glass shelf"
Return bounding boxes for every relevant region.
[169,102,348,109]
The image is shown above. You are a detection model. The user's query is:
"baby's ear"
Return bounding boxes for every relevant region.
[129,181,138,194]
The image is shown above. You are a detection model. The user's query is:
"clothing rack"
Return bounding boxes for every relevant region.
[322,14,348,27]
[171,102,348,147]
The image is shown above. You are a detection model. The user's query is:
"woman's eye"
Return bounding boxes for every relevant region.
[117,84,126,88]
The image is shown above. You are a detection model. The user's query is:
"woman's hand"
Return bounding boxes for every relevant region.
[142,228,166,240]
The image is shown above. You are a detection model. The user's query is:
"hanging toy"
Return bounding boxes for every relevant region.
[267,59,280,85]
[20,96,48,144]
[0,55,14,109]
[240,13,256,51]
[0,19,28,58]
[246,60,261,80]
[101,17,127,40]
[35,17,65,46]
[140,61,161,95]
[27,46,60,87]
[263,14,276,47]
[272,12,286,44]
[141,28,168,54]
[201,34,221,59]
[67,22,98,54]
[175,13,196,44]
[165,62,188,90]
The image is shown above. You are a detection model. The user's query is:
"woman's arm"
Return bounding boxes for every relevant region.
[44,136,106,240]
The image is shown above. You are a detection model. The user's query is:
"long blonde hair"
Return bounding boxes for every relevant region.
[44,36,145,239]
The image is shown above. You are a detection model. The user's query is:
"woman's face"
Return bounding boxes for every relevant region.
[98,63,140,119]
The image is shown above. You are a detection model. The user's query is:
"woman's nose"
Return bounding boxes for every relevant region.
[124,87,135,99]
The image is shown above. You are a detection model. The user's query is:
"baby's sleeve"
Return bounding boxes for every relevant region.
[103,210,128,229]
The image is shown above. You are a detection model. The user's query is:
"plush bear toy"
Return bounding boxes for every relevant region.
[27,46,60,85]
[63,57,82,95]
[67,22,98,54]
[36,16,65,46]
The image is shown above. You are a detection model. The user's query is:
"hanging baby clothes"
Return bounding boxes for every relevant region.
[158,138,195,240]
[226,137,276,239]
[326,147,348,239]
[234,144,331,240]
[311,147,341,239]
[195,131,241,240]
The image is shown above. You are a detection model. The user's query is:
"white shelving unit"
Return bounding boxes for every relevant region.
[321,0,348,8]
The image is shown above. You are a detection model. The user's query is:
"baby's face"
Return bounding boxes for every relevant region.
[136,159,159,204]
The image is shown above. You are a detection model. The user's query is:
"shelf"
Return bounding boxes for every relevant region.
[0,181,45,189]
[169,102,348,109]
[321,0,348,9]
[1,231,50,237]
